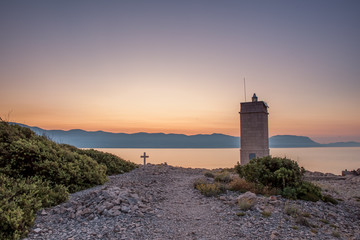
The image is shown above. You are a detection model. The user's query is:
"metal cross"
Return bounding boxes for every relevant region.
[140,152,149,165]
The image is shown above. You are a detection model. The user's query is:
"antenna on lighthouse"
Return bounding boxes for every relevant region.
[244,77,246,102]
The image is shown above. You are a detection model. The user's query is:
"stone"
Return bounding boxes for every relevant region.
[269,196,277,201]
[237,191,257,202]
[270,231,279,240]
[33,228,42,233]
[121,205,130,213]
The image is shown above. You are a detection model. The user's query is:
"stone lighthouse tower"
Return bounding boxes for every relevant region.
[239,93,269,165]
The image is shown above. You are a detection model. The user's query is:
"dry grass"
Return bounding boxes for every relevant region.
[238,198,256,211]
[228,177,256,192]
[284,202,300,217]
[228,177,278,196]
[261,210,272,217]
[194,178,225,197]
[214,172,232,183]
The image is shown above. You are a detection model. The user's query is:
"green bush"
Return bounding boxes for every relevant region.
[0,120,137,239]
[0,174,69,240]
[235,156,304,189]
[235,156,322,201]
[322,194,339,205]
[1,136,108,193]
[295,181,322,202]
[61,146,137,175]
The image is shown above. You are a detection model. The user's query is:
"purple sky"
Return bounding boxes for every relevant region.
[1,1,360,143]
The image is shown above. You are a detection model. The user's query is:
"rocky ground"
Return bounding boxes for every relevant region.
[25,164,360,240]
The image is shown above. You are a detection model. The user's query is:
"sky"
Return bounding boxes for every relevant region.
[0,0,359,143]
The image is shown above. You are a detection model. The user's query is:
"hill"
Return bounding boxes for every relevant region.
[11,123,360,148]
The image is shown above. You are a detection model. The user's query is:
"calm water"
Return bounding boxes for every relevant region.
[93,147,360,175]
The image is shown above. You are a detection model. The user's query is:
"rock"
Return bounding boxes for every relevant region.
[121,205,130,213]
[237,191,257,203]
[269,196,277,201]
[270,231,279,239]
[33,228,42,233]
[104,201,114,210]
[219,196,227,201]
[40,209,47,215]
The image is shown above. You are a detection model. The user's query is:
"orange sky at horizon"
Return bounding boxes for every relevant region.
[1,1,360,144]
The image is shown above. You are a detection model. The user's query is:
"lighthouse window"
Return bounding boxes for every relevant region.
[249,153,256,160]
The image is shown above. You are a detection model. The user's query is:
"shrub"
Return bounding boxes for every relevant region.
[295,181,322,202]
[261,210,272,217]
[322,194,338,205]
[0,174,69,240]
[235,156,304,189]
[235,156,322,201]
[214,172,232,183]
[204,171,215,178]
[61,146,137,175]
[0,121,137,239]
[238,198,256,211]
[284,202,299,217]
[195,183,224,197]
[296,215,311,227]
[228,178,256,192]
[281,186,297,199]
[1,137,108,193]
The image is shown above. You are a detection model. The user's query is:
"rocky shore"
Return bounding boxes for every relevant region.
[25,164,360,240]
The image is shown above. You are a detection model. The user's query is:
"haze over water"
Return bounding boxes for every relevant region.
[95,147,360,175]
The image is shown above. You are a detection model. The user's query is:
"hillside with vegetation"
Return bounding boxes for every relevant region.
[0,120,137,240]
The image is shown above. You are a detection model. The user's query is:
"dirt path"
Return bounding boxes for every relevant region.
[147,170,241,239]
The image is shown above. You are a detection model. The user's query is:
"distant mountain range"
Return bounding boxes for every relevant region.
[11,123,360,148]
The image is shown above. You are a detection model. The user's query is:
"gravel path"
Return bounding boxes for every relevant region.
[25,164,360,240]
[145,168,241,239]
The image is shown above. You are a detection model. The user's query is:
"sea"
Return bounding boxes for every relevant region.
[93,147,360,175]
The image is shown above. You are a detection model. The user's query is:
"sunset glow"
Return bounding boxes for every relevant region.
[1,1,359,143]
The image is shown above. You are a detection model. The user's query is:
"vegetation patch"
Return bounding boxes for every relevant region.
[228,177,255,193]
[194,182,225,197]
[204,171,215,178]
[320,219,329,224]
[261,210,272,217]
[236,212,246,217]
[238,198,256,211]
[0,120,137,240]
[302,212,311,218]
[284,202,300,217]
[296,215,311,227]
[310,229,318,234]
[321,194,338,205]
[214,172,232,183]
[235,156,323,201]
